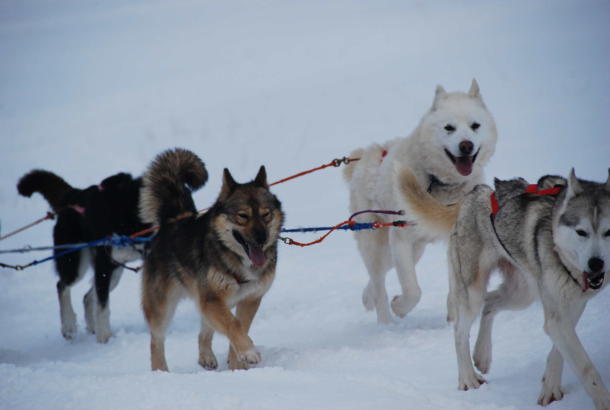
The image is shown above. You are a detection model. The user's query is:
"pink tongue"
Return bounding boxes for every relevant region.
[455,156,474,176]
[248,245,267,267]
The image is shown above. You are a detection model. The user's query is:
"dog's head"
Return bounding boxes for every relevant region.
[212,166,284,269]
[419,79,497,182]
[553,169,610,291]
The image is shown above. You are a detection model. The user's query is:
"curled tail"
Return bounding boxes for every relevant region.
[139,148,208,225]
[17,170,73,212]
[396,166,460,236]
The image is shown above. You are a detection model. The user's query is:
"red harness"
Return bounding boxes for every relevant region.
[490,184,562,216]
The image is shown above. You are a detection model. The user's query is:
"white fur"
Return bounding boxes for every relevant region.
[344,80,497,323]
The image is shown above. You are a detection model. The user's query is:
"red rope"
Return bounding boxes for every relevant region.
[0,212,55,242]
[129,156,361,239]
[269,157,359,186]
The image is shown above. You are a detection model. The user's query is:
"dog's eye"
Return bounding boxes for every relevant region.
[444,124,456,133]
[237,213,249,221]
[471,122,480,131]
[576,229,589,238]
[261,212,271,220]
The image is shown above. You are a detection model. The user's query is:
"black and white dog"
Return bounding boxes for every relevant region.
[18,169,150,343]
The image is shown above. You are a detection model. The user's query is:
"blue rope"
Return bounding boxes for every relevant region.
[281,222,395,233]
[0,235,152,271]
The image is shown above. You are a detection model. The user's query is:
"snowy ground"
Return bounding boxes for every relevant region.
[1,1,609,409]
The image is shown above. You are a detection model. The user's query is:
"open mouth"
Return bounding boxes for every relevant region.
[583,271,605,291]
[445,148,480,176]
[232,230,267,268]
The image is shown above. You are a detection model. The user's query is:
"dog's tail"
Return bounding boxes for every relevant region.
[139,148,208,225]
[396,165,460,235]
[17,170,73,212]
[342,148,364,182]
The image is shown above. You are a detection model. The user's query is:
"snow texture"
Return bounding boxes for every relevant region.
[1,1,609,409]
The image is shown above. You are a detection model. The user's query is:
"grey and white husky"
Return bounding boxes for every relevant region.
[343,80,497,323]
[399,168,610,409]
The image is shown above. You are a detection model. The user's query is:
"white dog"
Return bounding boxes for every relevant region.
[343,80,497,323]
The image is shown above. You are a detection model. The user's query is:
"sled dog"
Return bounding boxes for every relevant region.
[399,167,610,409]
[17,169,150,342]
[140,148,284,371]
[343,80,497,323]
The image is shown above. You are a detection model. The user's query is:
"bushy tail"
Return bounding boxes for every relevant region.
[396,166,460,235]
[139,148,208,225]
[342,148,364,182]
[17,170,73,212]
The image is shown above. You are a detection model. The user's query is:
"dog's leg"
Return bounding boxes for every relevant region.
[83,286,96,334]
[92,249,124,343]
[473,262,533,374]
[449,240,488,390]
[199,294,260,366]
[56,280,78,340]
[228,297,263,370]
[142,277,181,372]
[541,295,610,409]
[198,317,217,370]
[390,231,425,318]
[355,230,393,323]
[54,219,90,340]
[538,346,565,406]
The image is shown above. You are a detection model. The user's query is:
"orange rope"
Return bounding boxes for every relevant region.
[130,156,360,239]
[0,212,55,242]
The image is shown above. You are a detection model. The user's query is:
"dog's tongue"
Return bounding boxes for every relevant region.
[582,272,590,291]
[247,245,267,267]
[455,156,474,176]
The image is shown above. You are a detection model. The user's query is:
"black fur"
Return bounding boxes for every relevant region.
[17,169,150,340]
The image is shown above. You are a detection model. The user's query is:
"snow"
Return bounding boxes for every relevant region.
[1,0,609,409]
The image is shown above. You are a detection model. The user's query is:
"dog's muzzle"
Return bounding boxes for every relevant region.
[232,230,267,268]
[444,147,480,176]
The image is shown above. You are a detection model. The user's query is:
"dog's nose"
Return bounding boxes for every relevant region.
[459,140,474,156]
[253,227,267,246]
[588,257,604,273]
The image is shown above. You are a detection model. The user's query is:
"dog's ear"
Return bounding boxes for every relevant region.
[432,85,447,110]
[220,168,237,199]
[254,166,268,188]
[566,168,583,198]
[468,79,480,98]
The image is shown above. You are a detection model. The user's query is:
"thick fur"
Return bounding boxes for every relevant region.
[343,80,497,323]
[17,169,150,343]
[140,148,283,372]
[401,168,610,409]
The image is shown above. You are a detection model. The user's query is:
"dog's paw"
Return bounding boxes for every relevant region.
[61,322,77,340]
[391,295,413,318]
[473,344,492,374]
[198,352,218,370]
[592,393,610,410]
[362,285,375,311]
[458,372,486,391]
[95,328,112,344]
[238,348,261,365]
[537,385,564,406]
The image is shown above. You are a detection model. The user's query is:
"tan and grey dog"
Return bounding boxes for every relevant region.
[399,167,610,409]
[139,148,284,371]
[343,80,497,323]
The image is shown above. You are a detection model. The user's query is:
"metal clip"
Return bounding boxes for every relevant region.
[332,157,350,167]
[279,237,293,245]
